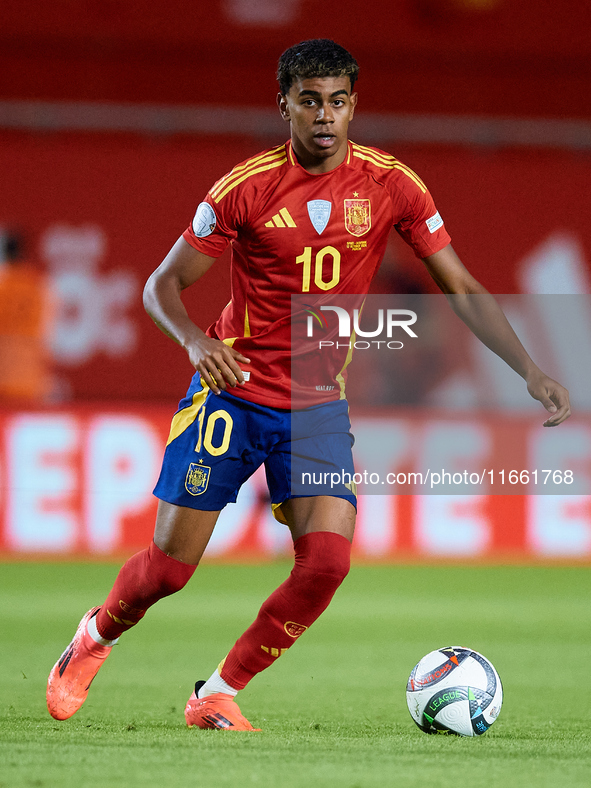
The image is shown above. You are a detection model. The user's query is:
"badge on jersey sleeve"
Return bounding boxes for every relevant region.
[307,200,332,235]
[344,199,371,237]
[192,202,217,237]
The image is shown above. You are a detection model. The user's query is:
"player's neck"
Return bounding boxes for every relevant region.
[291,139,349,175]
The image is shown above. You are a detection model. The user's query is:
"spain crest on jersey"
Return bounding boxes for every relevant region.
[185,462,211,496]
[344,198,371,237]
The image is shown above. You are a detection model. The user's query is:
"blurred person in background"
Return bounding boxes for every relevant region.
[0,229,53,403]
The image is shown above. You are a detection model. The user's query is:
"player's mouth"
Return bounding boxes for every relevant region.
[313,132,336,148]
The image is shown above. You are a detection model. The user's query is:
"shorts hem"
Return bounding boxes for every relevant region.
[153,492,228,513]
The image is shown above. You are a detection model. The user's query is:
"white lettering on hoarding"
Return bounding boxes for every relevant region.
[85,417,161,553]
[6,415,78,551]
[527,425,591,556]
[415,422,491,555]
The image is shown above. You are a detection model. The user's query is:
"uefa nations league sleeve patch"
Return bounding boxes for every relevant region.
[192,202,217,237]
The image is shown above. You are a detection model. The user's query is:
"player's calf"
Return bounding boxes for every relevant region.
[47,541,197,720]
[94,540,197,641]
[220,531,351,689]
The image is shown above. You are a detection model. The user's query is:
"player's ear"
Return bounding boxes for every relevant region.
[277,92,290,121]
[349,92,358,121]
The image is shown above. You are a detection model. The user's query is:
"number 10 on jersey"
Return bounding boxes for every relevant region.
[296,246,341,292]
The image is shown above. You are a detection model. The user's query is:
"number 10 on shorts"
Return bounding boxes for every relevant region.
[196,408,234,457]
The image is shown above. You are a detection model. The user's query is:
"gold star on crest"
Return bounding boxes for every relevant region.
[353,192,359,197]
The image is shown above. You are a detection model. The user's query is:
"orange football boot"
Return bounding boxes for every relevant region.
[47,607,112,720]
[185,682,261,731]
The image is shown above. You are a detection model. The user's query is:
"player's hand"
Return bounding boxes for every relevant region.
[186,335,251,395]
[526,370,571,427]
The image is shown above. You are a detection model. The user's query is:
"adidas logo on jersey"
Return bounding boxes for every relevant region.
[264,208,297,228]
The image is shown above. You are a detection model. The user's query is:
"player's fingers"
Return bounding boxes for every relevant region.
[537,395,557,413]
[216,357,242,388]
[208,359,233,391]
[219,354,245,385]
[209,349,249,389]
[226,352,251,384]
[198,365,221,395]
[529,379,569,414]
[543,402,571,426]
[542,388,571,426]
[230,350,251,364]
[222,349,251,385]
[543,410,571,426]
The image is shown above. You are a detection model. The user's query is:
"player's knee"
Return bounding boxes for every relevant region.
[317,545,351,586]
[155,570,194,598]
[145,540,197,599]
[295,531,351,588]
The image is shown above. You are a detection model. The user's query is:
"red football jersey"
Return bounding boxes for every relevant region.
[183,140,450,408]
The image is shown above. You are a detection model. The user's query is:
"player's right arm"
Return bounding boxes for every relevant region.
[143,236,250,394]
[422,244,570,426]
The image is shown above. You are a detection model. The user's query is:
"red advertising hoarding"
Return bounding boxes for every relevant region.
[1,405,589,561]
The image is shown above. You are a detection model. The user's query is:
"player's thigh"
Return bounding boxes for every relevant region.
[153,390,278,563]
[281,495,356,543]
[154,499,220,564]
[154,389,273,517]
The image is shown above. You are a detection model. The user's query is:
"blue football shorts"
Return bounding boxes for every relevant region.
[153,374,357,523]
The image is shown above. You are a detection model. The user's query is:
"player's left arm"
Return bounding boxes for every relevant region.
[422,243,571,426]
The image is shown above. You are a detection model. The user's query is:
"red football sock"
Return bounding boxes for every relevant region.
[95,540,197,641]
[220,531,351,690]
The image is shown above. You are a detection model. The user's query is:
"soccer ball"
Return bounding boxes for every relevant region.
[406,646,503,736]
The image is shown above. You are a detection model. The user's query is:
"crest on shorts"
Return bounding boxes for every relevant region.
[284,621,308,639]
[344,198,371,236]
[307,200,332,235]
[185,462,211,496]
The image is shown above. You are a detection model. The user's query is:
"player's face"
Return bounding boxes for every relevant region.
[277,76,357,174]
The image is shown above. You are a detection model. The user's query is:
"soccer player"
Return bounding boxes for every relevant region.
[47,39,570,730]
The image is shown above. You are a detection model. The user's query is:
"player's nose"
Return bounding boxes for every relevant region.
[316,103,334,123]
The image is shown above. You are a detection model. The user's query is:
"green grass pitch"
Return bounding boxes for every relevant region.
[1,561,590,788]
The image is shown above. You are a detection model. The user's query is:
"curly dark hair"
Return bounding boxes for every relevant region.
[277,39,359,95]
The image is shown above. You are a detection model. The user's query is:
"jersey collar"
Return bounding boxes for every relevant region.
[287,140,352,173]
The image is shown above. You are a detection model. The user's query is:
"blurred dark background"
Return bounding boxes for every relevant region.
[1,0,590,402]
